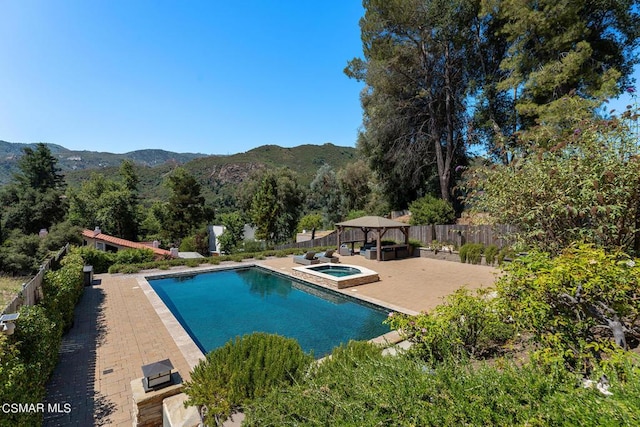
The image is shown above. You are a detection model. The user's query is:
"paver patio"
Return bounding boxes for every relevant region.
[43,255,498,425]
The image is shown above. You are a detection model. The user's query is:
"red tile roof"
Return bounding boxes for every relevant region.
[82,229,172,258]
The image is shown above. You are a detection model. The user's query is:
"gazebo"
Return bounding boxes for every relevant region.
[335,216,410,261]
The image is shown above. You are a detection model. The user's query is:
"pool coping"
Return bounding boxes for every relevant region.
[139,261,414,368]
[291,263,380,288]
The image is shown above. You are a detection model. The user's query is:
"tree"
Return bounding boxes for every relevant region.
[218,212,245,254]
[409,195,455,225]
[164,167,209,244]
[307,165,343,226]
[67,165,140,241]
[487,0,640,157]
[346,0,481,205]
[248,169,304,245]
[337,159,372,212]
[0,144,67,236]
[464,112,640,254]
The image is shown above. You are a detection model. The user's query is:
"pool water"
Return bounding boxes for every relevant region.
[149,267,390,357]
[308,265,362,277]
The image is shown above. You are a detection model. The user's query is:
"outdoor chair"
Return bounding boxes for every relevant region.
[293,251,320,265]
[317,249,339,263]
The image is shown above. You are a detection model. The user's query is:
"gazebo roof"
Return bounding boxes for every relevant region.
[335,216,409,229]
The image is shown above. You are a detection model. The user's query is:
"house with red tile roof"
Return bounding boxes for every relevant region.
[81,227,174,259]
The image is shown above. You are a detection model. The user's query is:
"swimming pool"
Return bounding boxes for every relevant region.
[148,267,390,357]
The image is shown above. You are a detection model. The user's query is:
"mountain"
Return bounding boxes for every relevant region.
[27,141,359,209]
[0,140,206,185]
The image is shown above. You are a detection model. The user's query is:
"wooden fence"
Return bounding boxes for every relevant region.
[2,243,70,315]
[277,224,517,250]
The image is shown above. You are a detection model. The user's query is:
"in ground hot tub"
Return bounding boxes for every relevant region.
[292,263,379,289]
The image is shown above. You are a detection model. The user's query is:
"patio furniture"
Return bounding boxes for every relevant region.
[338,244,352,256]
[317,249,339,263]
[293,251,319,265]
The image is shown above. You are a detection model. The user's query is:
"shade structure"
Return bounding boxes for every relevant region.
[335,216,410,261]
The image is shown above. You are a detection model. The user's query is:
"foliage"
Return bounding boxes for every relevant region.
[386,288,513,363]
[346,0,476,205]
[0,334,42,426]
[497,247,516,265]
[296,213,323,234]
[247,341,640,426]
[179,236,197,252]
[492,0,639,150]
[217,212,245,254]
[248,169,304,245]
[345,209,367,221]
[484,244,499,265]
[409,195,456,225]
[465,115,640,254]
[75,246,114,274]
[67,167,140,240]
[459,243,485,264]
[307,164,343,226]
[164,167,210,244]
[113,248,155,265]
[42,251,85,331]
[336,159,373,212]
[183,333,313,425]
[0,143,67,238]
[14,305,62,379]
[496,244,640,371]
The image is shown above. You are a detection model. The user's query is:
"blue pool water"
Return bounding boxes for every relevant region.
[148,267,390,357]
[308,265,362,277]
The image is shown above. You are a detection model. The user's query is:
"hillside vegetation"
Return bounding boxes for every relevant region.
[0,140,206,185]
[63,143,357,205]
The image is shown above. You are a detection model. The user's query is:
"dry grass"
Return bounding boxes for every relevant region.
[0,276,26,309]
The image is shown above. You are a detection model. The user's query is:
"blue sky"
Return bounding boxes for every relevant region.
[0,1,366,154]
[1,1,638,156]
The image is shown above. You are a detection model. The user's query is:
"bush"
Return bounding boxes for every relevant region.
[75,246,115,273]
[246,344,640,426]
[484,244,499,265]
[183,333,313,425]
[386,288,513,363]
[179,236,197,252]
[459,243,484,264]
[113,248,155,265]
[497,247,516,265]
[42,251,85,331]
[14,305,62,378]
[496,244,640,371]
[409,195,455,225]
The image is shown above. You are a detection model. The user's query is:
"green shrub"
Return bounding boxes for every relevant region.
[185,259,202,268]
[42,252,84,331]
[0,334,42,426]
[75,246,115,273]
[209,257,221,265]
[497,247,516,265]
[459,243,484,264]
[246,345,640,426]
[297,213,323,233]
[484,244,499,265]
[179,236,197,252]
[242,240,265,253]
[409,195,455,225]
[183,333,313,425]
[386,288,513,363]
[15,305,62,378]
[496,244,640,371]
[113,248,155,265]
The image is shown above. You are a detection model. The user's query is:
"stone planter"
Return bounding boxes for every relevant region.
[418,248,461,263]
